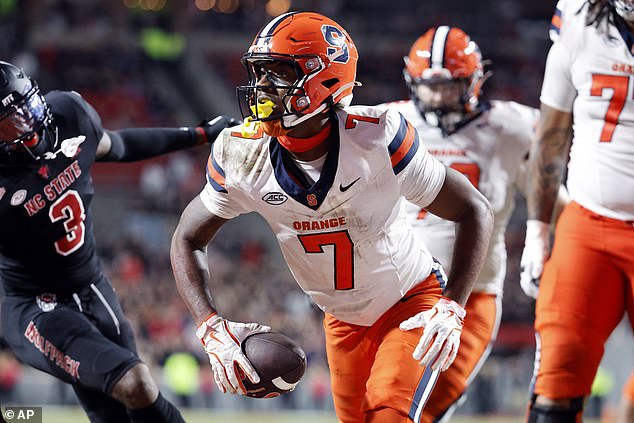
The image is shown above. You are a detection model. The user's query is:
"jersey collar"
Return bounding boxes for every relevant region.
[269,117,339,211]
[277,122,332,154]
[614,15,634,55]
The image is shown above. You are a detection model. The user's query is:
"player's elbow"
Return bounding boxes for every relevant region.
[480,196,494,236]
[466,191,494,236]
[169,222,191,268]
[169,217,208,267]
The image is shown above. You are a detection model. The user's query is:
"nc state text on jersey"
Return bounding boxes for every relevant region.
[24,160,82,217]
[293,217,347,231]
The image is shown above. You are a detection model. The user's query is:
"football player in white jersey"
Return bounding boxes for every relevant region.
[170,12,494,423]
[384,26,539,422]
[520,0,634,421]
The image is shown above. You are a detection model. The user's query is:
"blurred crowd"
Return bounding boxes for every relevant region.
[0,0,600,415]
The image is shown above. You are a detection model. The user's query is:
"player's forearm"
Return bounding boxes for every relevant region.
[170,237,218,324]
[100,127,204,162]
[171,197,229,324]
[443,198,494,306]
[527,106,572,223]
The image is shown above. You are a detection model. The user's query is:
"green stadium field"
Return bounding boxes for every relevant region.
[31,406,602,423]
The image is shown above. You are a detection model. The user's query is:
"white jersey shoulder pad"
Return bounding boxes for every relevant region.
[206,126,270,192]
[550,0,587,43]
[336,104,409,147]
[488,100,538,144]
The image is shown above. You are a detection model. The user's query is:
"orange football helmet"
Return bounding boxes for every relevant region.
[237,12,359,130]
[403,26,486,133]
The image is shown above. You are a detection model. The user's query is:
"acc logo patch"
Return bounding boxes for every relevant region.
[262,192,288,205]
[11,189,27,206]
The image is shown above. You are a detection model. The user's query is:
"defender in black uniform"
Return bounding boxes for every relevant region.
[0,61,233,422]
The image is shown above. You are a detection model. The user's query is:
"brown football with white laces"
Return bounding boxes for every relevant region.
[239,331,307,398]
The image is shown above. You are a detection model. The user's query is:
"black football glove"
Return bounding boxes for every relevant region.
[196,115,240,144]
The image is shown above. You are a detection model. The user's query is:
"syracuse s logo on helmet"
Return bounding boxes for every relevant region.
[321,25,350,64]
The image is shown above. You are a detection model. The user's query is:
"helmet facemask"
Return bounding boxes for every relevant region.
[0,81,55,165]
[404,66,481,134]
[237,53,329,134]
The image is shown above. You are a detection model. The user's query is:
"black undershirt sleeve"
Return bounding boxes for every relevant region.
[99,127,206,162]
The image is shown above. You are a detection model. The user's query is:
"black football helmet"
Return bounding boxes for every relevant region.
[0,61,55,165]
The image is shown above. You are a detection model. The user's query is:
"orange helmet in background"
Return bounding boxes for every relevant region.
[403,26,486,133]
[237,11,359,129]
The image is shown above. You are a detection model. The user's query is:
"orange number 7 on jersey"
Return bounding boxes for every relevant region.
[590,74,629,143]
[297,230,354,290]
[345,114,380,129]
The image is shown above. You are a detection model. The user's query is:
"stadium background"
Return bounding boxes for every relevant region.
[0,0,631,421]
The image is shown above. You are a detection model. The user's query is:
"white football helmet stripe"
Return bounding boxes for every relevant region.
[258,12,295,42]
[431,26,450,70]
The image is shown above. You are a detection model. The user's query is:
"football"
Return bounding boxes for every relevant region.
[240,331,307,398]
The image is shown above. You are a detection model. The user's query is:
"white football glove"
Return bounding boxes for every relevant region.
[196,313,271,395]
[520,220,551,299]
[399,297,466,372]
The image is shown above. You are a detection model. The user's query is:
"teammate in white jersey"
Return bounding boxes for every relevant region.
[170,12,493,423]
[520,0,634,421]
[385,26,538,422]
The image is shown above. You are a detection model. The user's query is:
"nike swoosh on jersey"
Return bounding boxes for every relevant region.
[339,177,361,192]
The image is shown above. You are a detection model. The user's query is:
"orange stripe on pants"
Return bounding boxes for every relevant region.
[534,201,634,399]
[624,373,634,403]
[324,274,442,423]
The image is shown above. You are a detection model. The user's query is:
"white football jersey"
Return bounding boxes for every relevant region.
[542,0,634,220]
[200,106,447,326]
[385,100,536,296]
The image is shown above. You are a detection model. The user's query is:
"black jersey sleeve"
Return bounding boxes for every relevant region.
[99,116,237,162]
[100,127,199,162]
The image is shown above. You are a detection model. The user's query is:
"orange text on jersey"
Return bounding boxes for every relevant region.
[612,62,634,75]
[427,148,467,157]
[293,217,347,231]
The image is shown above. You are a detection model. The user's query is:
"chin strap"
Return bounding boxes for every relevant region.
[281,82,357,129]
[0,126,58,166]
[33,126,58,160]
